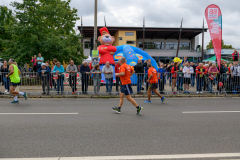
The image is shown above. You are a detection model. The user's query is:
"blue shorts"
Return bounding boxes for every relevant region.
[121,84,133,95]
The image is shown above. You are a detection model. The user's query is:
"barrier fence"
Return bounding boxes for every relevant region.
[0,72,239,95]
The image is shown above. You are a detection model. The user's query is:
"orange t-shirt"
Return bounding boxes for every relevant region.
[148,67,158,83]
[120,63,133,85]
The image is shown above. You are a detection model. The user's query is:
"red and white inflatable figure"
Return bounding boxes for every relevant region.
[98,27,117,65]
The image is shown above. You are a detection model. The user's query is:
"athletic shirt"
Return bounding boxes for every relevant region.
[120,63,133,85]
[148,67,158,83]
[9,64,20,83]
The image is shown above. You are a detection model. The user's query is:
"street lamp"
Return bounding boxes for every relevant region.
[94,0,97,50]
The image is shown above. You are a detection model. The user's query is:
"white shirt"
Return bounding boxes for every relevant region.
[183,66,194,78]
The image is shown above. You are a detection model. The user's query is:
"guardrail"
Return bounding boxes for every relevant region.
[0,72,239,95]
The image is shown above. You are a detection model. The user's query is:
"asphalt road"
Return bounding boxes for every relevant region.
[1,97,240,159]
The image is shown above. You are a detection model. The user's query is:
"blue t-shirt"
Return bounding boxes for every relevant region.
[157,68,166,79]
[37,57,44,65]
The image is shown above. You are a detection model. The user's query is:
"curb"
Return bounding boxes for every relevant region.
[0,94,239,99]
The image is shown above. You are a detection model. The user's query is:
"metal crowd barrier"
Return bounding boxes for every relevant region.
[0,72,239,96]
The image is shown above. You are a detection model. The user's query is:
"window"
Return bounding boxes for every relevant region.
[125,32,134,36]
[139,42,164,49]
[166,42,190,50]
[119,37,122,40]
[126,41,135,44]
[84,41,101,49]
[84,41,91,49]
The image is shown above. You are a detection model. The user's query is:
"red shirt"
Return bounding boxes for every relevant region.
[98,45,117,65]
[120,63,133,85]
[115,63,121,74]
[148,67,158,83]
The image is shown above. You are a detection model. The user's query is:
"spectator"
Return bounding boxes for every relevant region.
[190,62,196,87]
[53,61,65,94]
[102,61,113,94]
[31,55,37,72]
[144,59,151,91]
[51,59,57,90]
[36,53,44,70]
[218,60,229,93]
[80,61,90,94]
[232,50,239,61]
[204,64,210,91]
[177,62,184,91]
[171,62,179,94]
[91,64,102,95]
[230,61,240,93]
[182,56,188,64]
[208,63,219,93]
[66,60,78,94]
[158,63,166,94]
[183,61,193,94]
[196,63,207,94]
[1,60,10,94]
[134,59,147,94]
[115,60,121,94]
[38,63,50,95]
[167,63,174,86]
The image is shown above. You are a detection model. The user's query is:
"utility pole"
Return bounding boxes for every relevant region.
[104,16,106,26]
[176,18,183,57]
[143,17,145,51]
[202,19,204,61]
[93,0,97,50]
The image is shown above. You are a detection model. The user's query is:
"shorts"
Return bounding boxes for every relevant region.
[10,82,20,86]
[183,78,191,84]
[149,83,158,90]
[121,84,133,95]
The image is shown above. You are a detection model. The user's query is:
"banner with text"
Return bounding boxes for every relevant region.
[205,4,222,69]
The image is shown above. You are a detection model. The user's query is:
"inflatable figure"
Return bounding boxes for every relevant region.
[114,45,158,69]
[98,27,117,65]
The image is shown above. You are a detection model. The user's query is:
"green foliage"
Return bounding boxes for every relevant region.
[206,40,234,49]
[0,0,85,66]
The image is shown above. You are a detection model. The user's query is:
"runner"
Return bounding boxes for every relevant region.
[144,63,165,104]
[5,58,27,104]
[112,57,143,115]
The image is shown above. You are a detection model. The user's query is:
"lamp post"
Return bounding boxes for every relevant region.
[93,0,97,50]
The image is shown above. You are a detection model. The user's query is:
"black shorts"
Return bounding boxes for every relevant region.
[10,82,20,86]
[121,84,133,95]
[149,83,158,90]
[183,78,191,84]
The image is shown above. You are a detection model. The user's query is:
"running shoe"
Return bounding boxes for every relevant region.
[144,100,151,104]
[112,107,121,114]
[183,91,187,94]
[172,91,178,94]
[161,97,165,103]
[11,100,19,104]
[187,91,190,94]
[23,92,27,100]
[136,107,143,115]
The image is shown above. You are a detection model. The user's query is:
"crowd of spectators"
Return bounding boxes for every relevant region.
[1,54,240,95]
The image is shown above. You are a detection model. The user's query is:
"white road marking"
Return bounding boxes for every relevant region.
[183,111,240,114]
[2,153,240,160]
[0,113,78,115]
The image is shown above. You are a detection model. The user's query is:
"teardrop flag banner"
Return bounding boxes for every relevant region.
[205,4,222,70]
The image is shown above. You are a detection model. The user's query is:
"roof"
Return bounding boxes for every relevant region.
[78,26,208,40]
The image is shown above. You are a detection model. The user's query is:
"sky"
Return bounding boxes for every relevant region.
[1,0,240,49]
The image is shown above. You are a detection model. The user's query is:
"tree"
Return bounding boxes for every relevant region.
[0,0,85,66]
[206,40,234,49]
[0,6,16,53]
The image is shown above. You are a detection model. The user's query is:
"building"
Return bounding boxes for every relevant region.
[78,26,208,63]
[206,49,240,61]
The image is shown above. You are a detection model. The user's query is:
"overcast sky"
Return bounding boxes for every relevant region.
[1,0,240,48]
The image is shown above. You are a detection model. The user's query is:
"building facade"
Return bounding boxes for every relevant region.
[79,26,208,63]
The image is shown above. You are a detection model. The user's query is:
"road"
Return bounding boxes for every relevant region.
[1,97,240,159]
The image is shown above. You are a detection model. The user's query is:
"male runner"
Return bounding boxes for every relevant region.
[5,59,27,104]
[112,57,143,115]
[144,63,165,104]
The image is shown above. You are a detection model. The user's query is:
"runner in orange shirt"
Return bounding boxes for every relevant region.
[112,57,143,115]
[144,63,165,104]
